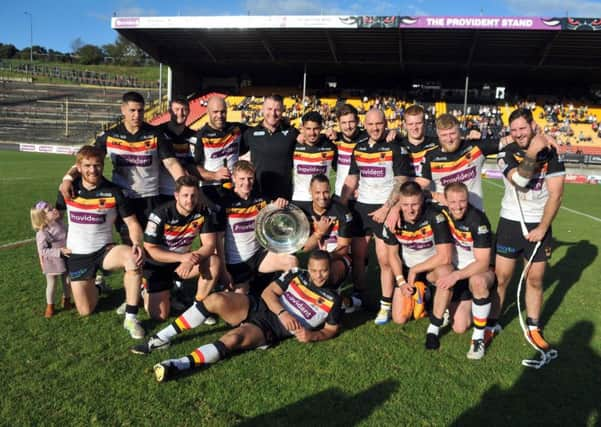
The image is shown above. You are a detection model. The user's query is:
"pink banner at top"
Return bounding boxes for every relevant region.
[397,16,560,30]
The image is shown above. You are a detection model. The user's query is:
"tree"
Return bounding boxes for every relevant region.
[76,44,104,65]
[0,43,18,59]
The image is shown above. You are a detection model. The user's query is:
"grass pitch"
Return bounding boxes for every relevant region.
[1,151,600,426]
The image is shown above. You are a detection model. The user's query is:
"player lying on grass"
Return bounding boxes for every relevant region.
[131,250,341,382]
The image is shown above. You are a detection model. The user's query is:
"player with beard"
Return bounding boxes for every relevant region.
[291,111,337,216]
[491,108,565,350]
[56,146,146,339]
[141,176,222,321]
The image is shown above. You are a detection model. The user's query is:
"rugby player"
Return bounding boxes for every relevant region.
[398,104,439,178]
[218,160,298,294]
[340,108,412,325]
[147,250,342,382]
[416,113,501,211]
[491,108,565,350]
[157,97,199,205]
[384,182,453,338]
[436,183,495,358]
[291,111,337,216]
[331,104,368,198]
[142,175,222,321]
[55,145,146,339]
[60,91,185,237]
[194,96,247,204]
[302,174,355,309]
[241,95,299,201]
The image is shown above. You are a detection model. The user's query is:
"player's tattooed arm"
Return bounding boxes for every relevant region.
[384,175,408,208]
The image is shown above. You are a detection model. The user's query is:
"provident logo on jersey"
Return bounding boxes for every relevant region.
[114,154,153,167]
[440,166,477,186]
[232,220,255,233]
[69,212,106,224]
[360,166,386,178]
[298,164,327,175]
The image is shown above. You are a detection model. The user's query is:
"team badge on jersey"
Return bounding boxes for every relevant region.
[477,225,489,234]
[435,214,445,224]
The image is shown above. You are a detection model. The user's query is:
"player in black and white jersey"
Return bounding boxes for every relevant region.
[436,183,495,359]
[60,92,185,237]
[156,97,199,205]
[384,182,453,337]
[56,146,146,339]
[218,160,298,294]
[331,104,368,198]
[396,104,439,177]
[142,176,222,321]
[291,111,337,216]
[415,113,501,211]
[194,96,247,204]
[492,108,565,351]
[302,174,354,298]
[143,250,341,382]
[340,108,412,325]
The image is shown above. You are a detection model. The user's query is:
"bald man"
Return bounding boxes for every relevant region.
[341,108,412,325]
[194,96,248,204]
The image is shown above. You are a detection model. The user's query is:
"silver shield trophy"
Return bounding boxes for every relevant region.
[255,203,310,254]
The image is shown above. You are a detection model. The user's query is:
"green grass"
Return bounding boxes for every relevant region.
[1,151,600,426]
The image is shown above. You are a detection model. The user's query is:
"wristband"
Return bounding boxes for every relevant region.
[395,275,405,283]
[62,174,74,182]
[277,309,286,316]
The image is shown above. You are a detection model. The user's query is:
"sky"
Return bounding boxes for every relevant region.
[2,0,601,53]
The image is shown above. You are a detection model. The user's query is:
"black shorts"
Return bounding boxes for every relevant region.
[143,262,179,294]
[244,298,292,344]
[67,244,113,281]
[116,195,162,240]
[495,217,552,262]
[351,201,386,239]
[226,248,269,284]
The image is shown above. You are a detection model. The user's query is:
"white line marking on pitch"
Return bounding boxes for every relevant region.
[0,238,34,250]
[484,179,601,223]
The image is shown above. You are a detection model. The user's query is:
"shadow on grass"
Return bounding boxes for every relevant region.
[451,321,601,426]
[500,239,597,328]
[236,379,398,426]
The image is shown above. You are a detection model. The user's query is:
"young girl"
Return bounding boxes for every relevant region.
[31,200,73,318]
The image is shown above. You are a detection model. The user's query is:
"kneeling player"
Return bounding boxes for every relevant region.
[142,176,222,321]
[385,182,453,331]
[436,183,495,359]
[136,250,342,382]
[302,174,355,307]
[56,145,145,339]
[219,160,298,294]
